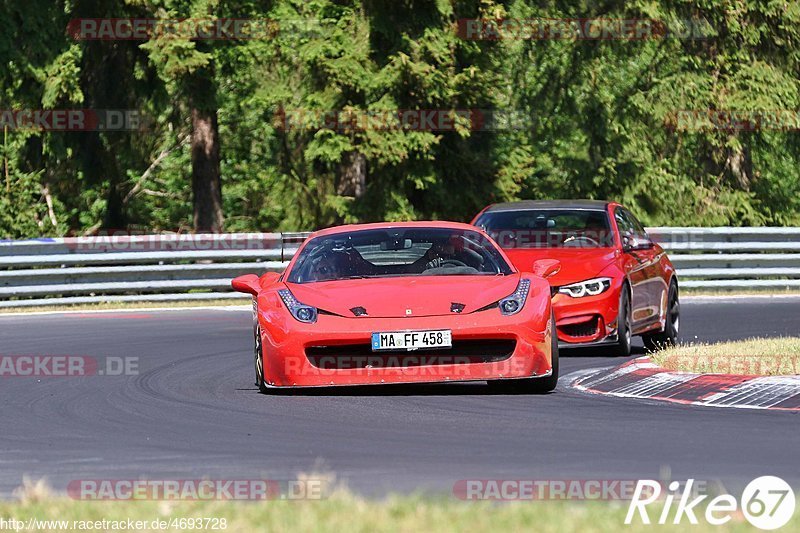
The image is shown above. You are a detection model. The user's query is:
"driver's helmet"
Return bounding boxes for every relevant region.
[429,239,457,259]
[311,251,350,281]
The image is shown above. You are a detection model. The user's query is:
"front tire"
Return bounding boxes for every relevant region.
[254,326,269,394]
[643,280,680,351]
[610,285,632,357]
[488,309,559,394]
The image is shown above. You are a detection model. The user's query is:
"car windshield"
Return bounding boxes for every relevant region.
[287,227,513,283]
[475,209,614,248]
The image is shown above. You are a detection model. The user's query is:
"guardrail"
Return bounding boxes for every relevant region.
[647,227,800,290]
[1,228,798,307]
[0,233,305,308]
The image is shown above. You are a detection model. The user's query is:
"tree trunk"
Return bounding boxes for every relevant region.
[190,86,223,233]
[337,150,367,197]
[726,140,753,190]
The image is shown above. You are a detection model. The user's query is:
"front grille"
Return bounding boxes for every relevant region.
[305,339,516,369]
[558,317,599,338]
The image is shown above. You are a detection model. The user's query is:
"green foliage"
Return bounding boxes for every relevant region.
[1,0,799,237]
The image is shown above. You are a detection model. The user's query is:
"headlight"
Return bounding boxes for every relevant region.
[557,277,612,298]
[499,279,530,316]
[278,289,318,323]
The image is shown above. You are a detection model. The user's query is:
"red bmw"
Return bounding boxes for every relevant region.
[472,200,680,355]
[232,222,560,392]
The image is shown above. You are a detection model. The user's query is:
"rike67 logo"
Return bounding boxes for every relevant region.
[626,476,796,530]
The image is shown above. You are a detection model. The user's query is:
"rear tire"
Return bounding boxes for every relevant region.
[610,285,632,357]
[488,309,559,394]
[254,326,269,394]
[643,280,680,352]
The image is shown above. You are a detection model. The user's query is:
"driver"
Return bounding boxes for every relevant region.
[410,239,457,271]
[310,252,349,281]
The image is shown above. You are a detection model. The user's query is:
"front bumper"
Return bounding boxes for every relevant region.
[259,309,553,387]
[552,285,620,347]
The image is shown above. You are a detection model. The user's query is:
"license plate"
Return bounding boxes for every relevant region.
[371,330,452,351]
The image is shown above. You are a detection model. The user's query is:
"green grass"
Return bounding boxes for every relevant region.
[651,337,800,375]
[1,488,794,533]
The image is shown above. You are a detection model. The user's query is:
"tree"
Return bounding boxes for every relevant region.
[141,0,225,232]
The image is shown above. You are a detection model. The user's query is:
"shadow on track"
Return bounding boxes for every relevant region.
[557,345,647,358]
[237,346,645,397]
[240,382,541,397]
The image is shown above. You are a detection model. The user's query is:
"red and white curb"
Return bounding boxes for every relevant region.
[571,357,800,411]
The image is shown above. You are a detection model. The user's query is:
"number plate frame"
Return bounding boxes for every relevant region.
[371,330,453,352]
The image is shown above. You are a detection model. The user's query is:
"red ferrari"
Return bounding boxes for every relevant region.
[472,200,680,355]
[232,222,560,392]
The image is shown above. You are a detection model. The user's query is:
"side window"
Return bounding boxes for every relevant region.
[624,209,648,238]
[616,208,647,239]
[614,209,634,235]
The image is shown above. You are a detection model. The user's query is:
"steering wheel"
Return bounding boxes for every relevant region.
[563,235,601,247]
[426,258,468,270]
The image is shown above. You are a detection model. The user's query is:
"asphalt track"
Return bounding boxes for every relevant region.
[1,296,799,498]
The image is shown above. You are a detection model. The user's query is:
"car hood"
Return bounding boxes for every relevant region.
[286,274,522,318]
[502,248,619,286]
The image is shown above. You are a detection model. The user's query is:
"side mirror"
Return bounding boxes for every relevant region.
[621,233,634,252]
[260,272,280,286]
[533,259,561,279]
[231,274,261,296]
[622,233,654,252]
[639,237,655,250]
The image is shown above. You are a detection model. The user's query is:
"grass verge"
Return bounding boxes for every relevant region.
[651,337,800,376]
[0,482,791,533]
